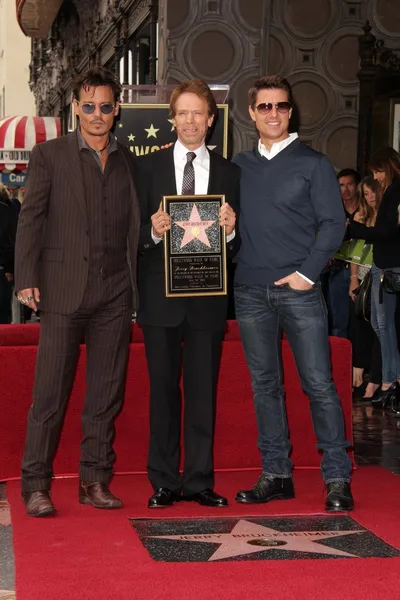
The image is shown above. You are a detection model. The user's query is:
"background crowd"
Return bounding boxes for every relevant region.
[323,148,400,417]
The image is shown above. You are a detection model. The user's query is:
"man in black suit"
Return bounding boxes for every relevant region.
[137,79,240,508]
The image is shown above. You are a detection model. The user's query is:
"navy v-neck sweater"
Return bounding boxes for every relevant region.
[232,139,345,286]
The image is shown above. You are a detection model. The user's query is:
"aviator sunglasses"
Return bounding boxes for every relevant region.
[78,102,115,115]
[255,102,291,115]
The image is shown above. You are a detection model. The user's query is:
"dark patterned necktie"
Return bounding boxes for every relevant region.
[181,151,196,195]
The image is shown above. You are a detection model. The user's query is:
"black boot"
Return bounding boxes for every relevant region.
[236,475,295,504]
[325,482,354,512]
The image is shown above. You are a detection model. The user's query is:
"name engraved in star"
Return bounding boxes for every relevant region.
[146,518,370,561]
[131,514,400,563]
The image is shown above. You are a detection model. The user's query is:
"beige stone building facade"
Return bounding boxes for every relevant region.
[0,0,35,117]
[17,0,400,170]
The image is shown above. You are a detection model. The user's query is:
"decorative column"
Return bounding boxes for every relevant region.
[114,19,122,79]
[357,21,377,175]
[122,11,130,84]
[149,0,159,83]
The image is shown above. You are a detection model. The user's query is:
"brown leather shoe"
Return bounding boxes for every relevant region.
[78,481,123,509]
[22,490,56,517]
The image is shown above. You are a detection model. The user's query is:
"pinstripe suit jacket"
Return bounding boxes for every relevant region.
[14,131,140,314]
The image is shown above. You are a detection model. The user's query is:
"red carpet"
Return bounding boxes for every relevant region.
[7,467,400,600]
[0,323,354,480]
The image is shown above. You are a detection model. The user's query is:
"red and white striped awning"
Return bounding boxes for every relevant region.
[0,116,61,171]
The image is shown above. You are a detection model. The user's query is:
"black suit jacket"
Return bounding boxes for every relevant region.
[136,145,241,330]
[0,199,15,273]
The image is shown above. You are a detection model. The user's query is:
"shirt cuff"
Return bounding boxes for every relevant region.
[226,229,235,243]
[151,229,163,244]
[296,271,314,285]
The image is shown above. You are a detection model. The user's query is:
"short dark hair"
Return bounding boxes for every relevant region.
[336,168,360,185]
[169,78,217,119]
[248,76,293,107]
[72,68,122,102]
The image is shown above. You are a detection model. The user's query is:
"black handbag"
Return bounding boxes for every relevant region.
[382,269,400,294]
[353,270,372,322]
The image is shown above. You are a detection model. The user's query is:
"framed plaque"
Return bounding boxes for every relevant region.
[163,195,227,297]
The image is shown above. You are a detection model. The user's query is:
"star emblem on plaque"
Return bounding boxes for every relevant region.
[174,202,218,250]
[130,515,400,563]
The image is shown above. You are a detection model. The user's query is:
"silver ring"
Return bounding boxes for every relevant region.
[26,295,34,301]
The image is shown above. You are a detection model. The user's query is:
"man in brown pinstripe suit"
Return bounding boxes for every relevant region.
[14,68,140,517]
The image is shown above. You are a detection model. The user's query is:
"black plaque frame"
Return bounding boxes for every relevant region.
[163,194,227,297]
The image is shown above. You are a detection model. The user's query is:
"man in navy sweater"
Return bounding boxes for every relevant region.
[232,75,354,511]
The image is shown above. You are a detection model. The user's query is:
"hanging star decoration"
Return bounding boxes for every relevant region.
[145,124,159,138]
[118,123,124,128]
[175,203,216,249]
[128,134,135,141]
[148,519,367,561]
[168,118,176,132]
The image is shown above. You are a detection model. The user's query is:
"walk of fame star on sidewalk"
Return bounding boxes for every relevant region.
[175,203,215,249]
[147,519,366,561]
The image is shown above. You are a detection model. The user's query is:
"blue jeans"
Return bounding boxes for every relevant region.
[328,262,350,338]
[371,264,400,384]
[234,282,352,483]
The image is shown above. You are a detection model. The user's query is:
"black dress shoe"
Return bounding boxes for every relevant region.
[185,489,228,507]
[236,475,295,504]
[148,488,181,508]
[22,490,56,517]
[372,382,398,409]
[325,482,354,512]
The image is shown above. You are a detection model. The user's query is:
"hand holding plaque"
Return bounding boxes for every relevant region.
[163,194,228,297]
[219,202,236,236]
[151,202,171,238]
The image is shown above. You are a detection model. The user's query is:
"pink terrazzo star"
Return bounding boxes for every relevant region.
[175,203,215,249]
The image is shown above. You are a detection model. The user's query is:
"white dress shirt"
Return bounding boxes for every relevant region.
[258,132,298,161]
[152,139,235,242]
[174,138,210,195]
[258,133,314,285]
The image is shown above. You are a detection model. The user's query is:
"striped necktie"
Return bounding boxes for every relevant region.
[181,151,196,195]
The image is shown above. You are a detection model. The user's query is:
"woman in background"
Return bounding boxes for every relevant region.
[349,176,382,399]
[348,147,400,411]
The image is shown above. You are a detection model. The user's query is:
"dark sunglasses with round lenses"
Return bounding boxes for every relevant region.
[255,102,291,115]
[79,102,115,115]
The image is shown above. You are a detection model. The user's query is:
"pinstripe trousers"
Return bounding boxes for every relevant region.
[21,270,132,492]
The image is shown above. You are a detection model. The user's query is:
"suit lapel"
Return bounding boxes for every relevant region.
[64,131,87,225]
[161,146,178,196]
[207,149,221,195]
